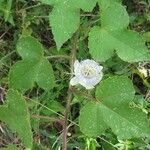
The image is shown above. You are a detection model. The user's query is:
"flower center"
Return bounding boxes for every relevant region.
[81,65,96,78]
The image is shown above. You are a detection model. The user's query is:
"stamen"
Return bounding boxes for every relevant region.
[81,65,96,78]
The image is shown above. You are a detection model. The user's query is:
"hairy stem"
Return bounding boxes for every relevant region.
[47,55,70,60]
[62,32,79,150]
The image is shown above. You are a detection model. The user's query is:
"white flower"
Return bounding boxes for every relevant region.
[70,59,103,89]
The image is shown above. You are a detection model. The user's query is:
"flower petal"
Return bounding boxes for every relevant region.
[74,60,82,76]
[85,85,94,89]
[79,79,94,89]
[70,77,79,86]
[74,60,80,69]
[74,60,80,72]
[71,59,103,89]
[97,65,103,73]
[79,73,103,89]
[86,73,103,86]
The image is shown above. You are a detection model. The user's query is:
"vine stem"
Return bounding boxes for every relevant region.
[47,55,70,60]
[62,32,79,150]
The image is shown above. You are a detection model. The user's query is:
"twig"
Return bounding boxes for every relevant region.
[98,136,115,148]
[28,98,78,126]
[0,28,10,39]
[21,3,43,11]
[0,50,15,63]
[47,55,70,60]
[62,32,79,150]
[52,123,73,149]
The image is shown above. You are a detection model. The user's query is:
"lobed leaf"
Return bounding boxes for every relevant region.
[89,27,150,62]
[89,1,150,62]
[0,90,32,148]
[9,36,55,92]
[79,76,150,138]
[100,103,150,139]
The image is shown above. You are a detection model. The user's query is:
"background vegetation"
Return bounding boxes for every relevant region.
[0,0,150,150]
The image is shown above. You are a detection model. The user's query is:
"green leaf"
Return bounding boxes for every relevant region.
[143,32,150,42]
[4,0,12,21]
[89,27,114,61]
[115,30,150,62]
[98,0,122,9]
[89,1,150,62]
[36,58,55,90]
[79,76,150,139]
[9,36,55,92]
[100,103,150,139]
[89,27,150,62]
[75,0,97,12]
[0,90,32,148]
[0,0,14,25]
[9,59,55,92]
[40,0,97,49]
[96,76,150,138]
[101,2,129,31]
[42,100,65,116]
[49,1,80,49]
[17,36,43,59]
[96,76,135,105]
[79,102,108,137]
